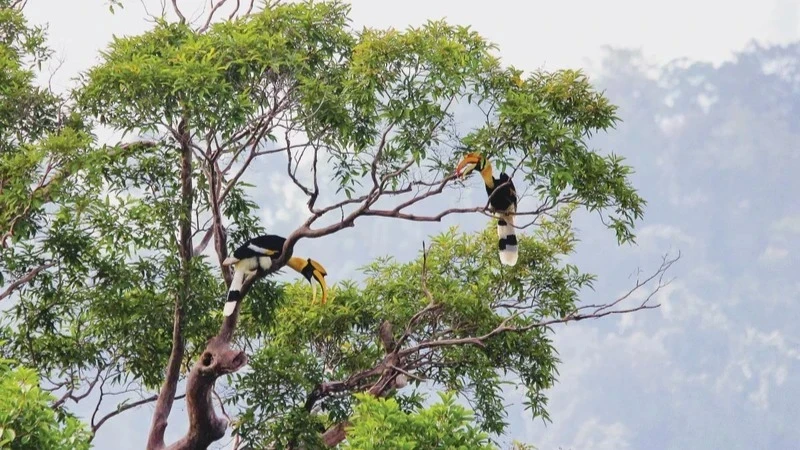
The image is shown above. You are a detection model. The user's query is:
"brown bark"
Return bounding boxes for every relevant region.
[145,116,267,449]
[164,336,247,450]
[146,119,195,450]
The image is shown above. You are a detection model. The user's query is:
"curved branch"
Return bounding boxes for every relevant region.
[170,0,186,23]
[198,0,230,33]
[92,394,186,437]
[0,262,54,302]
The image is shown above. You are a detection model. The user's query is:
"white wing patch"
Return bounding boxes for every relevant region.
[248,243,276,255]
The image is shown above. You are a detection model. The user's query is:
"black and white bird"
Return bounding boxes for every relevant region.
[221,234,328,316]
[455,152,519,266]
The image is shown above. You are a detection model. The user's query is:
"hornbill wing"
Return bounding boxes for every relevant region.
[223,234,284,265]
[498,172,518,207]
[222,234,285,316]
[244,234,285,257]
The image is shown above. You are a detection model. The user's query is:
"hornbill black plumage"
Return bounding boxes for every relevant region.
[221,234,328,316]
[455,152,518,266]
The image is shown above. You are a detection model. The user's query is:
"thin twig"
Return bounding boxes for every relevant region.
[91,394,187,437]
[198,0,229,33]
[227,0,240,20]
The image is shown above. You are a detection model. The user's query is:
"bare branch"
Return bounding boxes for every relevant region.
[227,0,240,21]
[193,228,215,255]
[284,132,314,197]
[138,0,161,21]
[399,253,680,358]
[51,368,104,410]
[370,123,395,188]
[387,364,426,382]
[219,92,296,201]
[307,144,320,212]
[92,394,186,438]
[0,262,54,302]
[170,0,187,23]
[46,54,66,94]
[198,0,229,33]
[316,252,679,446]
[593,251,679,315]
[394,243,441,351]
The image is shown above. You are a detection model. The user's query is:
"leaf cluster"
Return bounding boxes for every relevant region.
[343,392,494,450]
[0,357,91,450]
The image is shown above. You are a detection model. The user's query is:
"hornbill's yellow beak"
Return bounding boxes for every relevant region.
[287,256,329,304]
[455,153,482,179]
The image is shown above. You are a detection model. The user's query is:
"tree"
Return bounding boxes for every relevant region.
[0,1,675,449]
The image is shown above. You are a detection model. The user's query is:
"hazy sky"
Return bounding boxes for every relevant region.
[26,0,799,94]
[18,1,800,449]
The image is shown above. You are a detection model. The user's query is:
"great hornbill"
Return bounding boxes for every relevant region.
[221,234,328,316]
[455,152,518,266]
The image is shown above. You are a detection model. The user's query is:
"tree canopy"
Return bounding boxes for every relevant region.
[0,1,674,449]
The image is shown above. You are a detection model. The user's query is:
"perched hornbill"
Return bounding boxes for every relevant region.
[221,234,328,316]
[455,152,518,266]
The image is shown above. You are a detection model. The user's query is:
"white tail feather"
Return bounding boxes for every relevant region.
[499,247,518,265]
[223,301,237,316]
[229,269,245,292]
[497,213,517,266]
[223,269,246,317]
[496,213,515,238]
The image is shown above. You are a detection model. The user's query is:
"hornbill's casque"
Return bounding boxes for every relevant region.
[221,234,328,316]
[455,152,518,266]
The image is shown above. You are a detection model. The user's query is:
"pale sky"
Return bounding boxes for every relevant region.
[17,1,800,449]
[26,0,799,94]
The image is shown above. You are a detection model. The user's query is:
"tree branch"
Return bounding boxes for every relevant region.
[147,118,194,450]
[227,0,241,21]
[92,394,186,438]
[0,262,53,302]
[198,0,229,33]
[170,0,186,23]
[1,159,56,248]
[315,252,680,446]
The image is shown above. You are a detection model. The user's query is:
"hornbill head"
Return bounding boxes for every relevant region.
[287,257,329,304]
[455,152,485,179]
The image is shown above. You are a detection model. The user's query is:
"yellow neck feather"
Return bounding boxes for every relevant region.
[479,160,494,188]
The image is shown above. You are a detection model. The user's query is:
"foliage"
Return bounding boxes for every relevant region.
[77,1,643,237]
[232,211,593,447]
[0,358,91,450]
[0,0,654,448]
[342,392,494,450]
